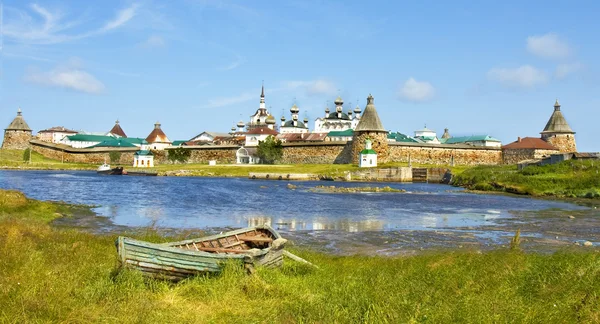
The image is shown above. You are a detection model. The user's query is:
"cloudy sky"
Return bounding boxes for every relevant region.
[1,0,598,151]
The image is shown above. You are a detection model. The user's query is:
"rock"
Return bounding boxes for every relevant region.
[574,242,581,246]
[286,183,297,189]
[569,215,575,219]
[584,241,593,247]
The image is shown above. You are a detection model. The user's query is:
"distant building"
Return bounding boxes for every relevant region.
[189,131,231,143]
[359,138,377,168]
[314,96,361,133]
[236,147,260,164]
[502,137,559,164]
[413,125,440,144]
[108,120,127,138]
[60,134,117,148]
[244,126,278,147]
[441,128,451,139]
[351,94,388,164]
[37,126,78,143]
[2,108,32,150]
[387,132,418,143]
[277,132,327,143]
[441,135,502,147]
[246,85,277,132]
[133,150,154,167]
[145,122,171,150]
[540,99,577,153]
[280,103,309,134]
[326,129,354,142]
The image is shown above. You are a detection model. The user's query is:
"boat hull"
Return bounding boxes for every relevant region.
[97,167,124,175]
[116,225,286,281]
[124,171,158,176]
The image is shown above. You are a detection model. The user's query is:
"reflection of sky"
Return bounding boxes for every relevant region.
[0,170,587,232]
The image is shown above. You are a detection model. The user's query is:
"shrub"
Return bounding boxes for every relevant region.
[109,151,122,164]
[167,147,191,164]
[257,136,283,164]
[22,149,31,163]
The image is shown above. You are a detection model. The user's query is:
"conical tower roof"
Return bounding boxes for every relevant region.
[354,94,385,132]
[145,121,171,143]
[441,128,451,139]
[540,99,574,134]
[5,108,31,131]
[109,120,127,138]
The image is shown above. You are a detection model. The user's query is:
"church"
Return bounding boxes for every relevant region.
[313,96,361,133]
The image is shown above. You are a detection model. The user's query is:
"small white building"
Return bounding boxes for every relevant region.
[236,147,260,164]
[37,126,78,143]
[133,150,154,167]
[244,127,278,147]
[414,125,440,144]
[189,131,230,143]
[359,138,377,168]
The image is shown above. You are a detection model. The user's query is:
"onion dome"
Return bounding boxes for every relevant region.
[280,115,286,121]
[290,103,299,114]
[303,117,309,124]
[237,120,245,128]
[354,105,361,114]
[266,115,276,125]
[231,126,236,132]
[325,106,330,114]
[334,96,343,106]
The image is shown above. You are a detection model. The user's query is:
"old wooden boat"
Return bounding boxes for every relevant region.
[116,225,286,281]
[97,163,124,175]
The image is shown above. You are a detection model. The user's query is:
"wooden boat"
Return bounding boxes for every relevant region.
[116,225,286,281]
[123,170,158,176]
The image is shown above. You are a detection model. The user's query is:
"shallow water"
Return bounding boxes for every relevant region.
[0,170,584,233]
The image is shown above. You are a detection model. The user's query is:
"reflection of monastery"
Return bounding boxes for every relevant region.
[3,83,590,166]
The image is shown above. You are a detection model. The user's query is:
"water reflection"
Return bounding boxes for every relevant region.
[0,170,586,232]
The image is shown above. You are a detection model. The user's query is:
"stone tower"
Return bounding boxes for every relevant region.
[351,94,389,164]
[540,99,576,153]
[2,108,32,150]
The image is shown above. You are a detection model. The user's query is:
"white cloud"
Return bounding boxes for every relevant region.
[25,59,105,94]
[487,65,548,88]
[140,35,166,48]
[397,77,435,102]
[101,4,140,32]
[282,79,337,96]
[3,3,140,44]
[554,62,584,79]
[527,33,571,59]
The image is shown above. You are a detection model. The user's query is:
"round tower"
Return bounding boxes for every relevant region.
[540,99,577,153]
[2,108,33,150]
[351,94,389,164]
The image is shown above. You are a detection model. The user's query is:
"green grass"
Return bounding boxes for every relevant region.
[0,149,95,170]
[452,160,600,198]
[2,189,600,322]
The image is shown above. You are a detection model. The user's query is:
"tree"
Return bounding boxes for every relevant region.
[167,147,191,163]
[257,135,283,164]
[22,148,31,163]
[109,151,122,164]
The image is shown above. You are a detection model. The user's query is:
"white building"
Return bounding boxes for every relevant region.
[236,147,260,164]
[246,85,275,131]
[280,103,309,134]
[37,126,78,143]
[314,96,361,133]
[60,134,118,148]
[133,150,154,167]
[359,138,377,168]
[414,126,440,144]
[244,127,278,147]
[189,131,231,143]
[145,122,172,150]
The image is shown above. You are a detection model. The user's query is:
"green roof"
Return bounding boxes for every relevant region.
[327,129,354,137]
[388,132,418,143]
[172,140,187,146]
[444,135,500,144]
[66,134,116,142]
[416,136,436,141]
[134,150,153,156]
[90,138,137,148]
[360,149,377,155]
[121,137,148,145]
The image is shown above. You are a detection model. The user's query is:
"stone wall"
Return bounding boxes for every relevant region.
[542,134,577,153]
[351,132,389,164]
[30,140,137,164]
[2,130,32,150]
[502,148,559,164]
[280,142,348,164]
[388,143,502,166]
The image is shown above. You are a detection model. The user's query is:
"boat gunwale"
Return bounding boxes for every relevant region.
[162,224,282,247]
[118,237,250,260]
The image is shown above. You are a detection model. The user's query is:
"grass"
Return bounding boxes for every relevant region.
[0,149,94,170]
[452,159,600,198]
[2,189,600,323]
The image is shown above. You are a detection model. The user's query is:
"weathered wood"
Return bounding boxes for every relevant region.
[238,235,273,243]
[194,247,251,254]
[283,251,319,269]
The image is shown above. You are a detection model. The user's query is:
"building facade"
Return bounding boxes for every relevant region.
[314,96,361,133]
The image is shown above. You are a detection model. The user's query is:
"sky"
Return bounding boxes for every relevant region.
[1,0,599,151]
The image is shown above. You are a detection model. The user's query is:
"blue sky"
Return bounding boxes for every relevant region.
[1,0,599,151]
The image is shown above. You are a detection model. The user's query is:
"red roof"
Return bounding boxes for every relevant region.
[109,122,127,138]
[38,126,78,133]
[245,126,278,135]
[502,137,558,150]
[277,133,327,142]
[145,123,170,143]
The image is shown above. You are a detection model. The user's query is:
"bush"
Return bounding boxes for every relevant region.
[109,151,122,164]
[257,136,283,164]
[22,149,31,163]
[167,147,191,164]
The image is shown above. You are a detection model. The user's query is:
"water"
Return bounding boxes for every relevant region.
[0,170,584,232]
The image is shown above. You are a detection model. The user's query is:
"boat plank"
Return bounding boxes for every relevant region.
[124,252,224,271]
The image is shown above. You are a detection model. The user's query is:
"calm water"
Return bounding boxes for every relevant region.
[0,170,583,232]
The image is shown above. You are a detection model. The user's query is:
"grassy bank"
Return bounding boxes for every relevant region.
[2,189,600,322]
[452,160,600,198]
[0,149,94,170]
